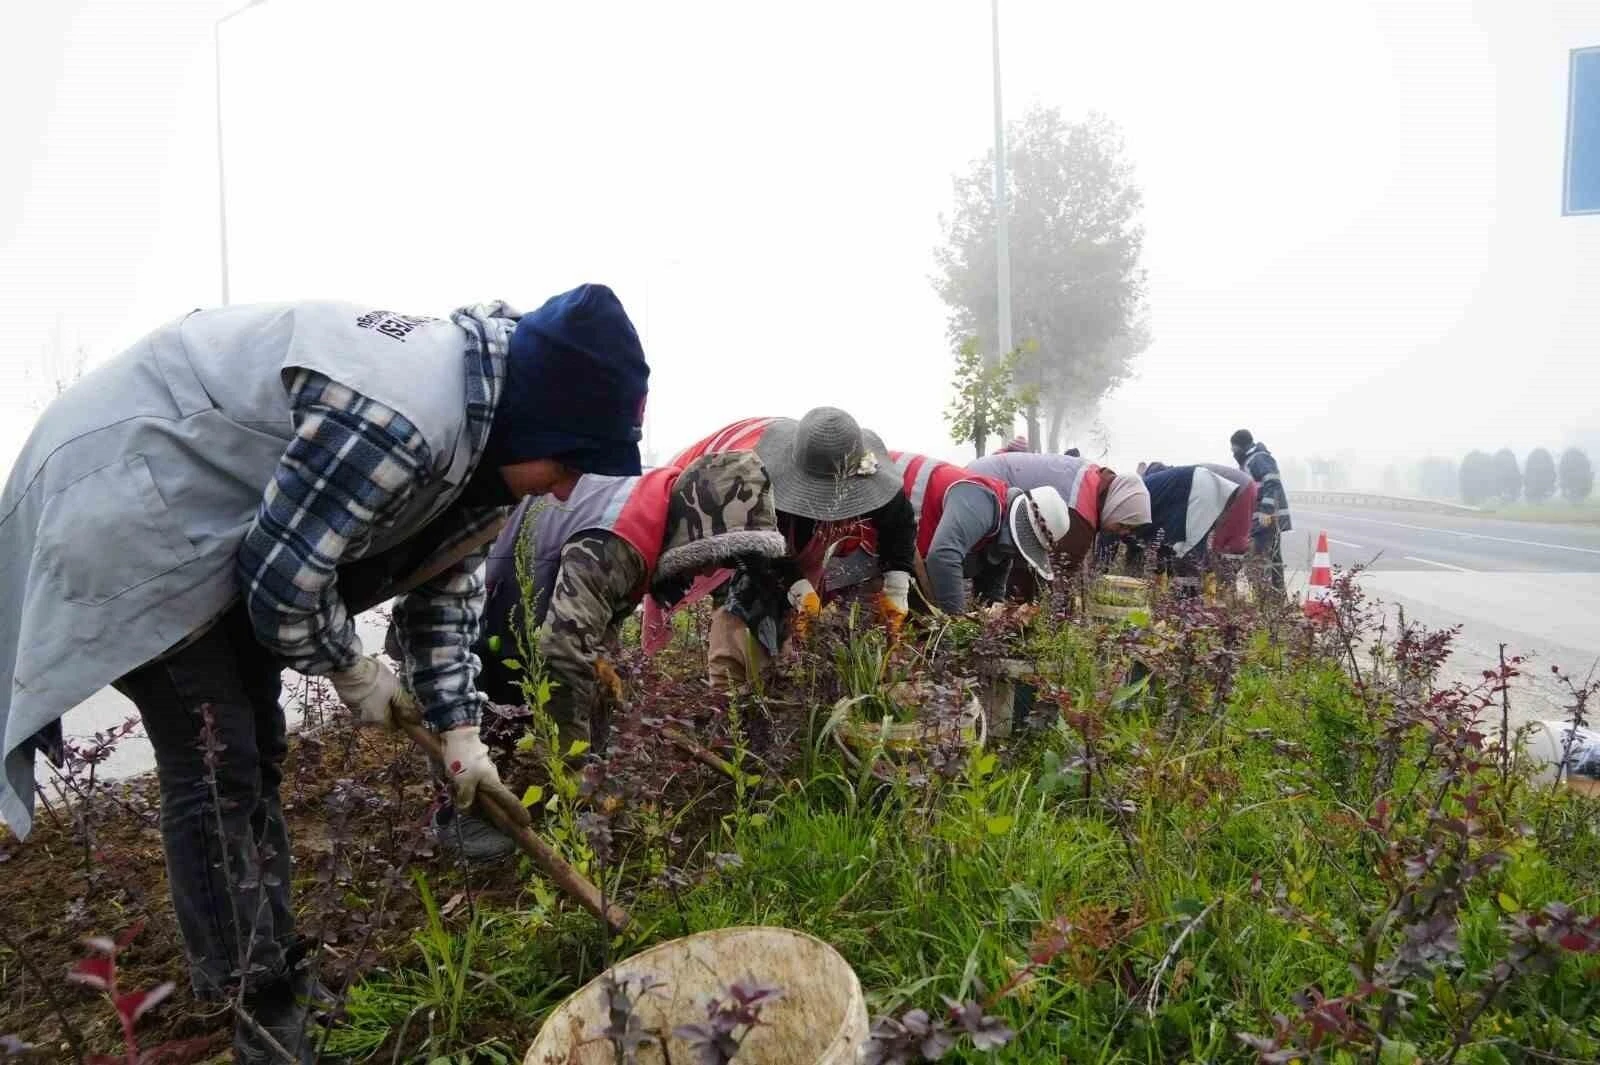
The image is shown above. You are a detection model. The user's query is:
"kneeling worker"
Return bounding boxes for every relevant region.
[653,408,918,682]
[473,452,789,743]
[829,451,1078,614]
[967,450,1153,597]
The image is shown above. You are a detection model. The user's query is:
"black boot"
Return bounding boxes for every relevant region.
[233,945,323,1064]
[234,979,314,1063]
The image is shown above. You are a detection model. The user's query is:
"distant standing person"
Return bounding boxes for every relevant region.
[1229,429,1292,591]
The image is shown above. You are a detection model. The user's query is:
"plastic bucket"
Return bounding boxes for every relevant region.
[835,696,986,764]
[978,658,1035,740]
[1522,721,1600,787]
[1086,576,1150,621]
[524,926,867,1065]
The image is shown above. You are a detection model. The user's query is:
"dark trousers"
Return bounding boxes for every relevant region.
[114,605,312,1060]
[1252,527,1286,592]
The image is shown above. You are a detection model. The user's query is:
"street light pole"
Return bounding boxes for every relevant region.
[991,0,1012,365]
[215,0,266,306]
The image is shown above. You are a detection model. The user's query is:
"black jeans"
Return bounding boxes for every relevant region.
[1252,527,1286,592]
[112,605,295,1001]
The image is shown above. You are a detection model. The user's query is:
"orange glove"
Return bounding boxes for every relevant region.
[594,657,624,703]
[788,579,821,640]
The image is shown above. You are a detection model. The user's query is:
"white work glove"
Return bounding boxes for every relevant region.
[330,655,412,729]
[787,578,820,614]
[441,725,530,827]
[878,570,911,641]
[882,571,911,614]
[787,579,821,640]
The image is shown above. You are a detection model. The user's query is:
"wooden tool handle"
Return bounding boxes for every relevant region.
[400,721,631,932]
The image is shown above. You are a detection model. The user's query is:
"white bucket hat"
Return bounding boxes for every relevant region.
[1007,486,1073,579]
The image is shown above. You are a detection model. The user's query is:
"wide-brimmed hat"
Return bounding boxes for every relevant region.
[655,452,789,583]
[1007,486,1073,580]
[754,407,901,521]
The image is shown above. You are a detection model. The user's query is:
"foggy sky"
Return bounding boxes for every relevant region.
[3,0,1599,485]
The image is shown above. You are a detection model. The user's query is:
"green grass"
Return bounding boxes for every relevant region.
[335,608,1600,1063]
[1473,500,1600,525]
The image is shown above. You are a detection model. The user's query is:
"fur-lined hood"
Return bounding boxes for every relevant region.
[655,452,788,582]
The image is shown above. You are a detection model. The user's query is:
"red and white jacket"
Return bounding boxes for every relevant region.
[891,452,1011,557]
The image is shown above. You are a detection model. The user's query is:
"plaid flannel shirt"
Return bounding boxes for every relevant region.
[236,369,504,731]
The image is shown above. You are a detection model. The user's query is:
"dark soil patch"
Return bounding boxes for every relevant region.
[0,725,534,1059]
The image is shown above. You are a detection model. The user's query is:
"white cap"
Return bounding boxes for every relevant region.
[1008,486,1074,580]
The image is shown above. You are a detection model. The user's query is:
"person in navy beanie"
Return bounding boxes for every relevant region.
[0,283,648,1062]
[489,283,651,482]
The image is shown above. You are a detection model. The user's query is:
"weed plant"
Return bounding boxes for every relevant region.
[17,565,1600,1063]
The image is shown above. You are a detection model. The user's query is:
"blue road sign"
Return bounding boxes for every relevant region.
[1564,47,1600,215]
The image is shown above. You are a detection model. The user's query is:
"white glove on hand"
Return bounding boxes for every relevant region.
[441,725,529,826]
[787,578,822,640]
[330,656,408,728]
[787,579,821,614]
[882,571,911,614]
[878,570,911,641]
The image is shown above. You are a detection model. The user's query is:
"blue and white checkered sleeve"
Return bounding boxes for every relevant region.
[237,369,432,677]
[391,522,501,732]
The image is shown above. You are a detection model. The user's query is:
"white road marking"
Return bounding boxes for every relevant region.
[1326,537,1364,550]
[1313,513,1600,556]
[1404,555,1476,572]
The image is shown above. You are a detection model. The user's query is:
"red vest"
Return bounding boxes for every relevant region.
[669,416,876,582]
[485,467,677,631]
[609,468,677,575]
[1066,464,1103,528]
[890,452,1010,557]
[669,417,777,468]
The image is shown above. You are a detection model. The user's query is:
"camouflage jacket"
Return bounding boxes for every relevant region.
[474,528,644,737]
[536,531,645,735]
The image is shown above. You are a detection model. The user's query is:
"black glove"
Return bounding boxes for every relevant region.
[724,557,788,658]
[649,572,693,609]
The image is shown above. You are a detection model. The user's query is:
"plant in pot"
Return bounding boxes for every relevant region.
[822,606,984,768]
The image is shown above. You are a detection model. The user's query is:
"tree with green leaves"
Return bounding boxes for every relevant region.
[945,337,1038,456]
[1459,450,1494,505]
[1523,448,1557,502]
[1559,447,1594,502]
[935,106,1148,451]
[1491,448,1521,502]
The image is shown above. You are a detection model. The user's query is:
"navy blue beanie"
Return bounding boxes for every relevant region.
[487,284,649,477]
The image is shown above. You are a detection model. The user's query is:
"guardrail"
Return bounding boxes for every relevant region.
[1291,491,1481,515]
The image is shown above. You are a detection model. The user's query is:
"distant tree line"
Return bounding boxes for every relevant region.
[1453,447,1593,505]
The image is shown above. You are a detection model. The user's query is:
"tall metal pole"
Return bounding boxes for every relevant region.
[215,0,265,306]
[991,0,1012,364]
[214,17,231,306]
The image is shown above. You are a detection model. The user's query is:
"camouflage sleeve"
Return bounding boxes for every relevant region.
[537,531,646,733]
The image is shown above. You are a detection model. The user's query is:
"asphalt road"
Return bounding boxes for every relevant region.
[1285,506,1600,726]
[1282,507,1600,574]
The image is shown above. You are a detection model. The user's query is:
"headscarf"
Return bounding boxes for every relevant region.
[1100,472,1152,529]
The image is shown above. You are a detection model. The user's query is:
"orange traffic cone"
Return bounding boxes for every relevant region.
[1304,531,1334,621]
